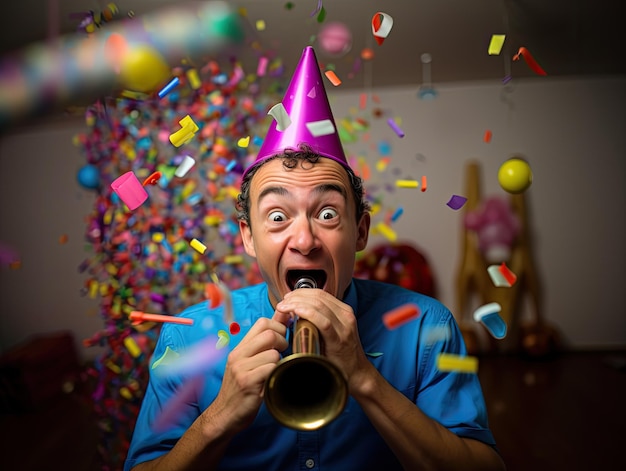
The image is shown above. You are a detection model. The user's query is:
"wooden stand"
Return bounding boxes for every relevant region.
[454,160,559,356]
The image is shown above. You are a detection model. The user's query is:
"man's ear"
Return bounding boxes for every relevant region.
[239,220,257,258]
[355,212,370,252]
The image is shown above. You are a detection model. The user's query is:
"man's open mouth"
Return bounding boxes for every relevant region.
[286,270,327,290]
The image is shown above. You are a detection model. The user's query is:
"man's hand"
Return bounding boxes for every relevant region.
[207,312,290,433]
[275,289,374,394]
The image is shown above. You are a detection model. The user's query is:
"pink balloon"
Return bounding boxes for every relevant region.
[318,22,352,56]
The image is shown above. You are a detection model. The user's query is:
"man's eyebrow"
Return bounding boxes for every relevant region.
[313,183,347,201]
[258,186,289,203]
[257,183,347,203]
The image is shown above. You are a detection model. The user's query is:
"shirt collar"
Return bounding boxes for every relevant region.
[342,278,359,317]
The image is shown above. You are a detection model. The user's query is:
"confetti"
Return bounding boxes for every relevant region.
[371,12,393,45]
[473,302,507,339]
[123,336,142,358]
[436,353,479,373]
[237,136,250,148]
[387,118,405,138]
[130,311,194,326]
[169,115,199,147]
[396,179,419,189]
[186,69,202,89]
[446,195,467,210]
[205,282,223,308]
[151,346,180,370]
[420,175,428,192]
[487,263,517,287]
[382,303,420,329]
[498,262,517,286]
[483,130,492,143]
[257,56,268,77]
[142,171,162,186]
[305,119,335,137]
[110,171,148,210]
[324,70,342,86]
[190,238,207,254]
[216,329,230,349]
[229,322,241,335]
[73,44,268,468]
[157,77,180,99]
[376,222,397,242]
[513,46,547,76]
[390,207,404,222]
[359,93,367,109]
[488,35,506,55]
[174,155,196,177]
[267,102,292,131]
[155,337,227,377]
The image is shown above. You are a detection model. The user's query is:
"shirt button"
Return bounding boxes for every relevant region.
[305,458,315,469]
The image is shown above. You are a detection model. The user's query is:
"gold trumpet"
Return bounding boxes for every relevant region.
[264,277,348,431]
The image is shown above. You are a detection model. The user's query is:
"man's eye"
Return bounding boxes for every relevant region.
[318,208,338,220]
[268,211,286,222]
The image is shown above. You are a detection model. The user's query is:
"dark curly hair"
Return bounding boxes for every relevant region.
[236,144,370,226]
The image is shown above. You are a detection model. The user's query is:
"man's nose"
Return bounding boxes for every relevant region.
[289,216,319,255]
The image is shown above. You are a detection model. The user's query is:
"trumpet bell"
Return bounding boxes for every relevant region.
[265,353,348,431]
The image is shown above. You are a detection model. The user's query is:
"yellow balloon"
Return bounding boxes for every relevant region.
[498,158,533,194]
[118,45,171,93]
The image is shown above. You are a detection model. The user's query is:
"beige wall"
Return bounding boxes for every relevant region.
[0,76,624,360]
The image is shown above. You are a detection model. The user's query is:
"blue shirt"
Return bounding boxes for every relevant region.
[125,279,495,470]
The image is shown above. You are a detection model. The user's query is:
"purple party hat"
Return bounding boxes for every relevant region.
[243,46,349,178]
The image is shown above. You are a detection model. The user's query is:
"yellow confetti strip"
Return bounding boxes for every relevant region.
[488,34,506,55]
[123,336,142,358]
[396,179,419,189]
[256,19,266,31]
[106,360,121,374]
[224,255,244,264]
[190,238,207,254]
[186,68,202,89]
[376,222,397,242]
[436,353,479,373]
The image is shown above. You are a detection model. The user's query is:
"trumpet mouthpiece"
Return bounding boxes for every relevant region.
[294,277,317,290]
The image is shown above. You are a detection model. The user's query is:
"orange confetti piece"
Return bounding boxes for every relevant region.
[324,70,342,86]
[130,311,194,325]
[513,47,547,76]
[205,283,224,308]
[382,303,420,329]
[484,130,492,143]
[142,171,162,186]
[420,175,428,192]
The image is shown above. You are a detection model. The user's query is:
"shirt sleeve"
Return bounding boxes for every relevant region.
[124,325,203,471]
[416,307,496,446]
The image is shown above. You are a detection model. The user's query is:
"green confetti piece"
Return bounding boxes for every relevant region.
[316,6,326,23]
[365,352,384,358]
[151,346,180,370]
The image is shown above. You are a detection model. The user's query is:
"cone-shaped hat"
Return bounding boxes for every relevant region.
[243,46,349,178]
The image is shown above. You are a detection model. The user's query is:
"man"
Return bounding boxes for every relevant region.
[126,47,505,471]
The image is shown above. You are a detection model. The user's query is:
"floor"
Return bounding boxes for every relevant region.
[479,351,626,470]
[0,350,624,470]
